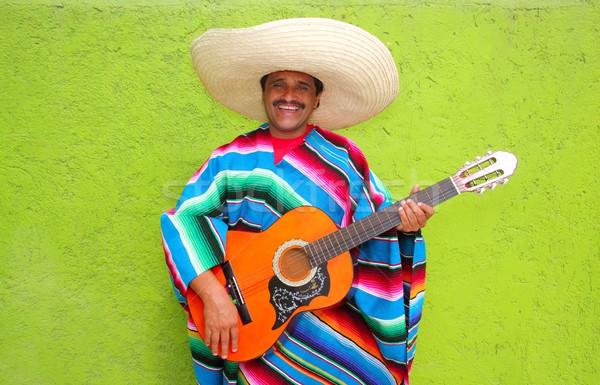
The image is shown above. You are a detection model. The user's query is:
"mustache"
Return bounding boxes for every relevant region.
[273,99,305,109]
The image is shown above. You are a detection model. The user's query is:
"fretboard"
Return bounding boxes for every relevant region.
[304,177,459,266]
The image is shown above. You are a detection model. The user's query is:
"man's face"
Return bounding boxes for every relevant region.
[262,71,322,138]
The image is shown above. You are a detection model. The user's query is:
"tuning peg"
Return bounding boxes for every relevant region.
[476,156,482,160]
[465,161,471,166]
[476,187,485,194]
[487,150,493,155]
[488,182,497,190]
[500,178,509,185]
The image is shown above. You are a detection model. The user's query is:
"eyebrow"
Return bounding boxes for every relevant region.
[269,77,313,88]
[297,80,312,88]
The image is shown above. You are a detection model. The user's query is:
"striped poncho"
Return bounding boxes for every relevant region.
[161,124,426,384]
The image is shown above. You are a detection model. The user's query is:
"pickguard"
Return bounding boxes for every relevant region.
[268,266,330,329]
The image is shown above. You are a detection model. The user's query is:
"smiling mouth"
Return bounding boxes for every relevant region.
[279,105,299,111]
[274,100,305,111]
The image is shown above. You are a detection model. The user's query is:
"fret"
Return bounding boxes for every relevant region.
[305,177,459,266]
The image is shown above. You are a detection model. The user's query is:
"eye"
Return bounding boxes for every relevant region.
[297,85,309,91]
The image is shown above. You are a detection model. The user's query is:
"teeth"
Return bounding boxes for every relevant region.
[278,105,299,110]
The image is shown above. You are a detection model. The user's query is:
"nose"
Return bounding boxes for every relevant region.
[282,86,297,101]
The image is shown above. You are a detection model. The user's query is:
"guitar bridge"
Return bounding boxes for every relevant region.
[221,261,252,325]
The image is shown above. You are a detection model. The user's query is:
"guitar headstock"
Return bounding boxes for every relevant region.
[452,151,518,194]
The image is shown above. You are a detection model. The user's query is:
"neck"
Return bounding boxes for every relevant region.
[268,124,312,139]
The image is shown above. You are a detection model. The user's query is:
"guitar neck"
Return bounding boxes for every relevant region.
[305,177,459,266]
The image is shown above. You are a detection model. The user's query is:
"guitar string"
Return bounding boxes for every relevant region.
[308,179,458,264]
[232,178,459,295]
[233,180,458,293]
[239,168,512,299]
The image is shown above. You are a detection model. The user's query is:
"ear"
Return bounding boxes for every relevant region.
[313,93,322,109]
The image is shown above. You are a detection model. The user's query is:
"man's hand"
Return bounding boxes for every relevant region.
[396,185,435,233]
[189,270,239,359]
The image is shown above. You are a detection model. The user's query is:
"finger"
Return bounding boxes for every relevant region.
[398,201,417,232]
[396,203,409,231]
[406,200,427,225]
[404,199,422,215]
[419,202,435,218]
[230,326,239,353]
[414,204,428,228]
[220,331,230,359]
[403,200,420,223]
[410,184,421,194]
[204,328,212,347]
[210,330,220,356]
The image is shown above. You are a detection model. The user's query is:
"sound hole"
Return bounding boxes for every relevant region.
[279,247,312,282]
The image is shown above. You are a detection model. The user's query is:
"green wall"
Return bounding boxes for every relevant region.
[1,1,598,383]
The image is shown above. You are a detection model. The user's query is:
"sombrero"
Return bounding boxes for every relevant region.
[191,18,399,130]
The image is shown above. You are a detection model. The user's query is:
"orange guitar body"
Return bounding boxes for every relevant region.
[185,206,354,362]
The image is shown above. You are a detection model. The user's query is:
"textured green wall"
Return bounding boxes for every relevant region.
[1,1,598,384]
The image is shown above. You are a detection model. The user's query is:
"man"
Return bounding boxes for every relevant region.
[161,18,434,384]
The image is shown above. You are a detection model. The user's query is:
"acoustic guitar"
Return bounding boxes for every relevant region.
[186,150,518,361]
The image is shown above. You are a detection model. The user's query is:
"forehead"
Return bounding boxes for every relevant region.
[265,71,315,84]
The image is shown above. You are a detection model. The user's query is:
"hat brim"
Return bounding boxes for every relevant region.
[191,18,399,130]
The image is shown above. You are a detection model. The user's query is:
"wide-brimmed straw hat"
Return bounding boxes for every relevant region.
[191,18,399,130]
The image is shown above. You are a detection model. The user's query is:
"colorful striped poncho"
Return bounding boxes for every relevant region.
[160,125,426,384]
